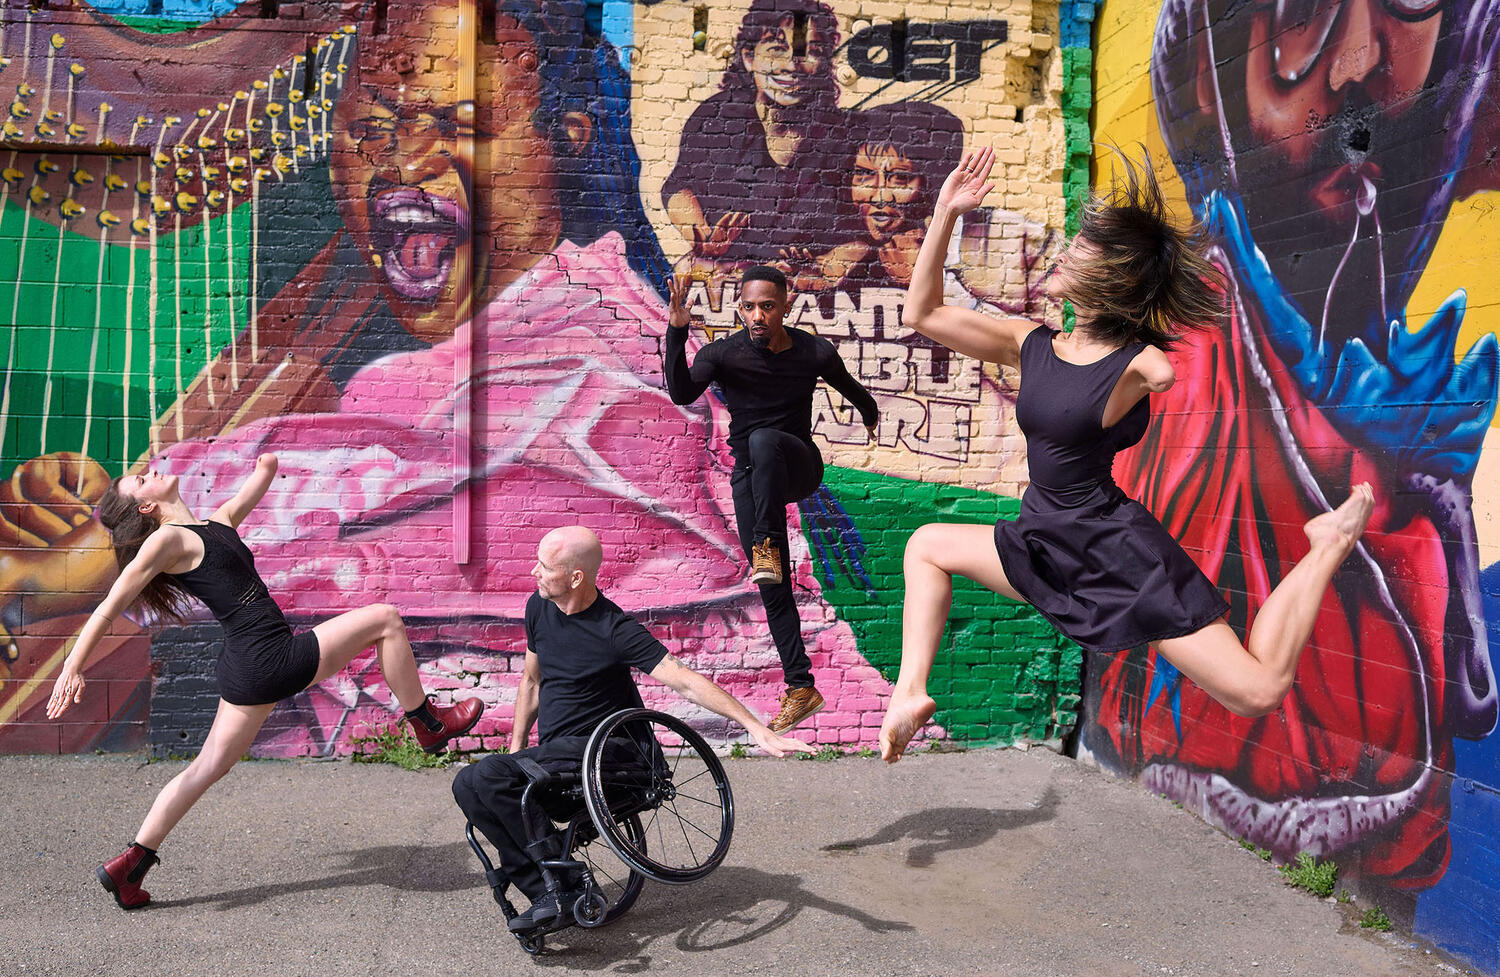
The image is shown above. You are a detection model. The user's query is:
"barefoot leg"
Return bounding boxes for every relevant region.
[883,523,1025,762]
[1155,484,1375,717]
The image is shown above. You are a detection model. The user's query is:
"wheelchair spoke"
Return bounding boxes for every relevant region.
[665,800,723,845]
[644,803,663,849]
[671,766,713,790]
[671,790,724,811]
[667,798,699,866]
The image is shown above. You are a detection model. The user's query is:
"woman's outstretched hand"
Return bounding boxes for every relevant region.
[45,666,84,719]
[936,146,996,215]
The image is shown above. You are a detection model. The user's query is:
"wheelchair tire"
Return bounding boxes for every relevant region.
[582,708,734,885]
[573,811,646,926]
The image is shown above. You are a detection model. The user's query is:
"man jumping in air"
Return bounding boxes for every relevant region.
[664,266,879,732]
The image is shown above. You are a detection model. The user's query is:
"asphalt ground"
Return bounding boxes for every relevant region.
[0,747,1477,977]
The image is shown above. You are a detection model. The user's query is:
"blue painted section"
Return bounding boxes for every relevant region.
[604,0,633,63]
[1413,560,1500,973]
[1059,0,1096,49]
[87,0,239,23]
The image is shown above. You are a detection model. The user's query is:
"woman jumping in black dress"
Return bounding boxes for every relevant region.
[879,147,1374,762]
[44,453,484,908]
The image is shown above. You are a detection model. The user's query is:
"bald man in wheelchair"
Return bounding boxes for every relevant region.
[452,525,813,932]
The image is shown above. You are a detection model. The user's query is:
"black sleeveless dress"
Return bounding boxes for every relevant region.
[166,521,321,706]
[993,327,1229,652]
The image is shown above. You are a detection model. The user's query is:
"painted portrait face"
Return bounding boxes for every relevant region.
[851,145,921,244]
[1226,0,1446,328]
[331,5,562,342]
[741,16,835,109]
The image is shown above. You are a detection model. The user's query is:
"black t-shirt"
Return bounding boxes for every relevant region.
[526,591,669,744]
[664,326,879,467]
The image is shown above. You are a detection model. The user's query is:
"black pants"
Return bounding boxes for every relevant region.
[730,428,824,690]
[451,736,592,902]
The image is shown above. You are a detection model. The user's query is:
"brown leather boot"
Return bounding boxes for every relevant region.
[750,539,783,586]
[409,695,484,753]
[769,686,825,733]
[97,843,159,910]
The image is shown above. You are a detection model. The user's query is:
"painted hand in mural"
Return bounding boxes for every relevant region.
[0,454,116,667]
[691,211,751,260]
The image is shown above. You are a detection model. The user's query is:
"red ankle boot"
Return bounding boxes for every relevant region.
[97,843,159,910]
[409,695,483,753]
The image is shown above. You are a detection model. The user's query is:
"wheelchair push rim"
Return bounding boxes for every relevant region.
[582,708,735,885]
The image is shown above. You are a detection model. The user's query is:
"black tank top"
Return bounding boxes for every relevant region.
[165,521,284,635]
[1015,327,1150,497]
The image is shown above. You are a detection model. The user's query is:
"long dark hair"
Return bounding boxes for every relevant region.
[96,477,192,626]
[720,0,840,111]
[1067,151,1227,350]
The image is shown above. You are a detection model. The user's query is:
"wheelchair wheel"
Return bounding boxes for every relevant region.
[572,812,646,927]
[582,708,734,885]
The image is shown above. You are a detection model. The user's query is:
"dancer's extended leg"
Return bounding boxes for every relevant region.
[310,602,425,710]
[311,602,482,750]
[135,698,275,849]
[881,522,1025,762]
[1155,484,1375,717]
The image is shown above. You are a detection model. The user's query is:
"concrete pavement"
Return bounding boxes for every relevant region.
[0,747,1475,976]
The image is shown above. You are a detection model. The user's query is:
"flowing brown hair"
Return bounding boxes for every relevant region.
[96,477,192,625]
[1065,149,1227,350]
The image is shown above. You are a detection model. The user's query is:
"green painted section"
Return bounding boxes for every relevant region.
[816,466,1083,745]
[111,15,207,34]
[0,188,252,479]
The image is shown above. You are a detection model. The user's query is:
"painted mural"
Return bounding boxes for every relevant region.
[1088,0,1500,967]
[0,0,1078,758]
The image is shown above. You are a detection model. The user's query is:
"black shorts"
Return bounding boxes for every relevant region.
[216,629,322,706]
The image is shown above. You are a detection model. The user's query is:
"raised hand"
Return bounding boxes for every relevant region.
[668,273,692,330]
[936,146,996,215]
[691,211,750,260]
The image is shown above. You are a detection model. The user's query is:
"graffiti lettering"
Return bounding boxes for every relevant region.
[847,21,1008,84]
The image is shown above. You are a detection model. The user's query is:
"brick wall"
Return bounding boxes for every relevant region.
[0,0,1084,761]
[1087,0,1500,971]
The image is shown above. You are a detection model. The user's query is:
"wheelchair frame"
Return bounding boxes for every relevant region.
[464,707,735,955]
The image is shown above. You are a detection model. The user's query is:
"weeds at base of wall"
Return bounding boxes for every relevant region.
[1360,906,1392,931]
[348,725,463,771]
[1238,838,1273,861]
[1278,852,1338,897]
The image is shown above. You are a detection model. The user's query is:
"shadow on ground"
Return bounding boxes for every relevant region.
[157,841,477,910]
[821,789,1061,866]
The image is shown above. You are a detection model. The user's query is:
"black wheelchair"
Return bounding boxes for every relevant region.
[464,707,736,955]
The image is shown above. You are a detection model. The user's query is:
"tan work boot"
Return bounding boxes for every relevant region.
[769,686,824,733]
[750,539,783,586]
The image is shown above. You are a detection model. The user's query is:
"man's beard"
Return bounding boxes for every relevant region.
[1234,90,1452,347]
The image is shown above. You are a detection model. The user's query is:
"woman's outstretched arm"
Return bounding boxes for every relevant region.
[45,529,188,718]
[905,147,1039,368]
[211,453,278,528]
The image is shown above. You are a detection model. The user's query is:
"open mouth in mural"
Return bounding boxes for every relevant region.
[1309,161,1382,222]
[761,72,810,104]
[863,207,905,236]
[370,186,471,303]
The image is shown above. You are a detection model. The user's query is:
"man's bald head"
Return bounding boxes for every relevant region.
[539,525,604,582]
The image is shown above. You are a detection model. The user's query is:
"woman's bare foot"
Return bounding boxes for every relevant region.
[1303,483,1375,554]
[879,692,937,763]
